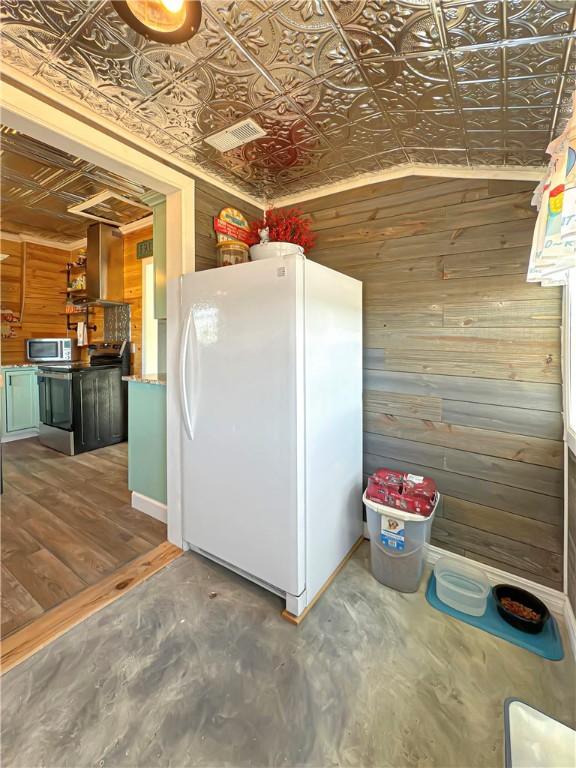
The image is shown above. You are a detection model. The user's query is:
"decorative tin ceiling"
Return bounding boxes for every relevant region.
[1,1,575,199]
[0,126,151,243]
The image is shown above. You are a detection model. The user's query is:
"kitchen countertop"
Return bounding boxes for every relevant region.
[0,363,39,368]
[122,374,167,386]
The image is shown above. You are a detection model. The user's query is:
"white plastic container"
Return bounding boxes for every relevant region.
[364,492,439,593]
[434,556,490,616]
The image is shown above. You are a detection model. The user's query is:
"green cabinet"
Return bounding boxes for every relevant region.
[127,381,166,504]
[2,367,39,435]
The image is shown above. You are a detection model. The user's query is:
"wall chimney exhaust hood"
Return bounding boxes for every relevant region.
[78,222,124,306]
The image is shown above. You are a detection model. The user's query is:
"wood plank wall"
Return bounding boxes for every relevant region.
[568,450,576,612]
[0,238,71,365]
[301,175,564,589]
[195,178,262,271]
[89,225,152,376]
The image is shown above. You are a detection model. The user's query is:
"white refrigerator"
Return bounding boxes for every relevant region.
[179,253,362,618]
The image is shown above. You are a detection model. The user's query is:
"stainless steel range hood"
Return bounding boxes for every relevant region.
[82,222,124,305]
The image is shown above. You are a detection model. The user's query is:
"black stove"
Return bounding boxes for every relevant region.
[38,339,130,455]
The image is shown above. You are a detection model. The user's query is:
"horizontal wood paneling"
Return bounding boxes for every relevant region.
[363,412,562,469]
[1,239,71,365]
[303,175,563,588]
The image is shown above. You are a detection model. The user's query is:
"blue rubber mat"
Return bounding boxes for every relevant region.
[426,573,563,661]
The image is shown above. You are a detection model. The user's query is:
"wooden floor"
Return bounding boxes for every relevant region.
[1,438,167,639]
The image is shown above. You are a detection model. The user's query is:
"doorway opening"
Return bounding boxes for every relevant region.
[0,126,168,645]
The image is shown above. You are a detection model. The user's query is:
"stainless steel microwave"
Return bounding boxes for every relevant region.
[26,337,79,363]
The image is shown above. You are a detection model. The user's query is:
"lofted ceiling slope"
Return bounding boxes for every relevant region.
[1,1,575,200]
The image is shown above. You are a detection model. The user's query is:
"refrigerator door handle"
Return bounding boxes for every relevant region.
[179,307,194,440]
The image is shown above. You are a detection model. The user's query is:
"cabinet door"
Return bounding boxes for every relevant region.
[5,369,39,432]
[73,369,124,453]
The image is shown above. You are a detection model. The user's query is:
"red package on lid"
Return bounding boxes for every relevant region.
[402,472,436,500]
[365,468,437,517]
[371,468,404,487]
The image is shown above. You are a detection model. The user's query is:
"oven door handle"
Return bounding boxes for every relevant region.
[36,371,73,381]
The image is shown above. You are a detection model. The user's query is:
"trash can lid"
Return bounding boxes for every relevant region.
[363,491,439,523]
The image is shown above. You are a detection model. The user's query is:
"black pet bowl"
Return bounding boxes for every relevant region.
[493,584,550,635]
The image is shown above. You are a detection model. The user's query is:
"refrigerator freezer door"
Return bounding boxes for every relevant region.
[180,256,305,596]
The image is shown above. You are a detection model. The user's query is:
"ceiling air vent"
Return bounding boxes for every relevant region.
[204,118,266,152]
[68,191,151,227]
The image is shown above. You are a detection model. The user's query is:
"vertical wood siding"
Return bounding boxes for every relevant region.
[302,176,564,589]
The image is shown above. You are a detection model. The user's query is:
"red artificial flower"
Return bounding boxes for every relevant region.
[247,207,316,251]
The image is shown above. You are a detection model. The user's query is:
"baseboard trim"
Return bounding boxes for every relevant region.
[282,536,364,625]
[131,492,167,523]
[424,544,566,616]
[564,597,576,662]
[1,428,39,443]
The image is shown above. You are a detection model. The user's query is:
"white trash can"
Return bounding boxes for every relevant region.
[363,491,439,593]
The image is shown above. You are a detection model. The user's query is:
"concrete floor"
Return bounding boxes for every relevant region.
[2,544,574,768]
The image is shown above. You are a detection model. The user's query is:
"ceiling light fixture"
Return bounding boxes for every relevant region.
[112,0,202,44]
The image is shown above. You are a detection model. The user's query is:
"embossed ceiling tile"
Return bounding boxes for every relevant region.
[506,1,575,40]
[323,163,364,183]
[179,10,241,67]
[0,0,91,36]
[85,2,148,53]
[389,109,461,135]
[291,73,378,134]
[399,113,465,148]
[373,63,455,112]
[374,51,450,86]
[50,46,153,109]
[270,141,334,176]
[322,62,372,91]
[0,21,62,68]
[273,0,357,32]
[340,2,442,59]
[505,107,554,132]
[203,0,280,36]
[506,38,567,78]
[450,46,500,81]
[375,149,409,168]
[456,79,503,109]
[237,12,353,83]
[273,170,333,194]
[244,108,318,149]
[406,148,439,164]
[468,148,507,165]
[196,99,254,137]
[346,153,388,175]
[136,101,207,144]
[442,1,503,48]
[431,149,470,165]
[506,75,559,108]
[466,130,505,150]
[462,108,504,131]
[504,149,548,167]
[0,35,41,75]
[507,131,553,152]
[323,115,397,153]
